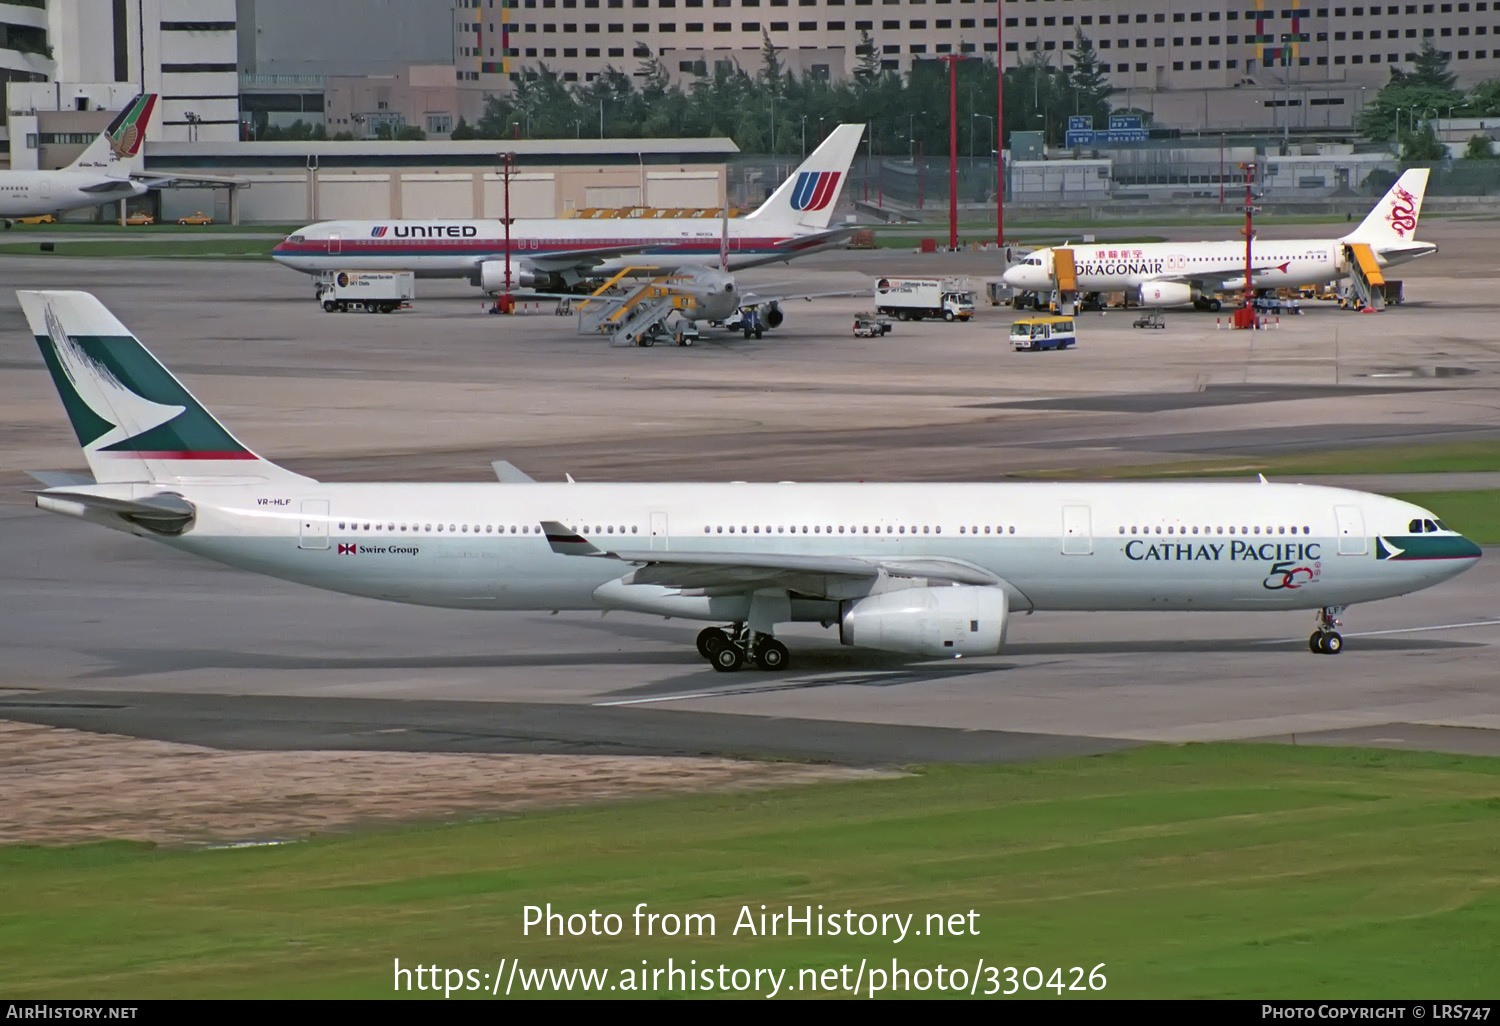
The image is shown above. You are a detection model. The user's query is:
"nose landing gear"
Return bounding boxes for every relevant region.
[1309,606,1346,654]
[696,624,790,672]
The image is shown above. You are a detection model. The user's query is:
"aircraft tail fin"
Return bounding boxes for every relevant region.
[17,290,312,485]
[63,94,156,174]
[745,123,865,230]
[1342,168,1429,247]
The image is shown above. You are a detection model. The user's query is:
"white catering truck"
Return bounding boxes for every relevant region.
[317,271,415,313]
[873,277,976,322]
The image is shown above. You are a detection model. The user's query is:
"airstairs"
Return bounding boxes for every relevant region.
[1342,242,1386,311]
[1051,246,1078,315]
[578,276,686,346]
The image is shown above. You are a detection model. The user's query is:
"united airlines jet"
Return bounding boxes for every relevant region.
[271,124,867,292]
[20,290,1480,669]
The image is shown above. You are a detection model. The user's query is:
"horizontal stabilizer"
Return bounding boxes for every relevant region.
[25,470,96,487]
[35,488,195,533]
[79,179,139,194]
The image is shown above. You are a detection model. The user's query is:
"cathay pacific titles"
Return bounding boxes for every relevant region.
[1124,540,1322,562]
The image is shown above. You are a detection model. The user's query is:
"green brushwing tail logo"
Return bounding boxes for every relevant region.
[35,302,252,459]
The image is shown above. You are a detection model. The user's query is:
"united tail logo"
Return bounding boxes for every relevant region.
[790,171,842,212]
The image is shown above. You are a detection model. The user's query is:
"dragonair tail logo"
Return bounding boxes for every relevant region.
[106,94,155,160]
[1385,185,1418,238]
[790,171,842,212]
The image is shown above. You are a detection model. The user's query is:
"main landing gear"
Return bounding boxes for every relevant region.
[695,624,790,672]
[1309,606,1346,655]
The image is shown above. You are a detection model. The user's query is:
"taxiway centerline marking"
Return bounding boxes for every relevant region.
[1251,618,1500,645]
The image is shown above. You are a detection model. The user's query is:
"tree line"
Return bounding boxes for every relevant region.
[452,30,1117,157]
[1358,40,1500,159]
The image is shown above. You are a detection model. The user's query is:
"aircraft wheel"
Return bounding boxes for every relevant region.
[710,644,744,672]
[696,627,730,659]
[1208,299,1222,312]
[754,638,789,672]
[1309,631,1323,654]
[1322,632,1344,655]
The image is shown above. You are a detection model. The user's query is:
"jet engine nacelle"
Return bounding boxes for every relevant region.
[479,260,552,293]
[1136,281,1195,308]
[839,585,1008,658]
[762,301,783,328]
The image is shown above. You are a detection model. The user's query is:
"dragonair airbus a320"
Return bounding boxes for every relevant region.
[20,291,1480,669]
[271,124,866,293]
[1003,169,1437,311]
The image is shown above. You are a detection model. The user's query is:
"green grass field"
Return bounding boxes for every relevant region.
[0,238,272,259]
[4,744,1499,998]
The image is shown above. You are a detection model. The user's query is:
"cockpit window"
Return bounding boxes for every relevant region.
[288,235,304,243]
[1409,519,1424,533]
[1434,519,1449,531]
[1424,519,1439,533]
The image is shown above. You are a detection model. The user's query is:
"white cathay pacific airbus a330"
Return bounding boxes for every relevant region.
[20,290,1480,669]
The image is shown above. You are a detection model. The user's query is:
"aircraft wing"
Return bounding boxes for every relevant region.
[1145,263,1293,292]
[727,227,861,270]
[540,521,1000,593]
[515,243,676,272]
[739,285,866,306]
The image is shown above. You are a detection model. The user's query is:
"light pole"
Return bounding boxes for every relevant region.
[599,97,605,139]
[908,111,923,159]
[184,110,199,142]
[940,54,971,250]
[973,113,994,166]
[800,115,807,158]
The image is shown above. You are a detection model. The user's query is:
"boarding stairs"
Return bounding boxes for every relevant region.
[1050,247,1078,315]
[1342,242,1386,312]
[579,270,708,346]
